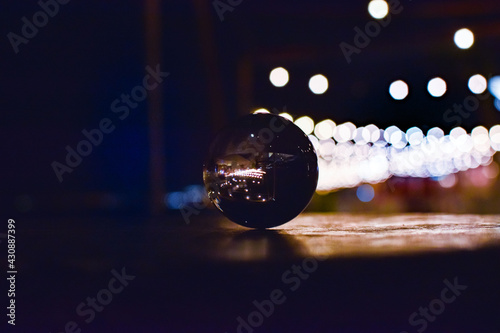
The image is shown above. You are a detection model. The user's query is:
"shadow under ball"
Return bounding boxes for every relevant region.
[203,113,319,229]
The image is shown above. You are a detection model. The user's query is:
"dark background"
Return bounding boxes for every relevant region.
[1,2,500,332]
[2,0,500,214]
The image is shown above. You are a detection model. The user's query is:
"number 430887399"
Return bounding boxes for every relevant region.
[7,219,15,269]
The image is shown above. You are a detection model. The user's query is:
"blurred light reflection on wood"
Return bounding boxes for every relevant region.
[191,213,500,262]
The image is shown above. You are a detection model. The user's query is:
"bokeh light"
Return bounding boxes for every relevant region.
[279,112,294,122]
[308,135,320,152]
[454,28,474,49]
[319,139,336,159]
[468,74,487,94]
[308,112,499,192]
[387,126,407,149]
[471,126,490,146]
[406,127,424,146]
[384,125,400,142]
[483,162,499,179]
[269,67,289,87]
[490,125,500,151]
[357,184,375,202]
[309,74,329,94]
[495,99,500,112]
[389,80,409,100]
[368,0,389,19]
[314,119,336,140]
[438,173,457,188]
[165,185,207,209]
[488,76,500,99]
[427,77,447,97]
[253,108,270,114]
[427,127,445,140]
[365,124,380,142]
[353,127,371,145]
[334,122,356,143]
[295,116,315,135]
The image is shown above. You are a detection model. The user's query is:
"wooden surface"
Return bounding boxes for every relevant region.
[14,213,500,332]
[180,213,500,261]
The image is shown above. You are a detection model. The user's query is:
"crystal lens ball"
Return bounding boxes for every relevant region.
[203,113,318,228]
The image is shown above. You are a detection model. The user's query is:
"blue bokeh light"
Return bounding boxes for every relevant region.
[356,184,375,202]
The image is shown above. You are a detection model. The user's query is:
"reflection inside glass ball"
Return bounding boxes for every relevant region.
[203,113,318,228]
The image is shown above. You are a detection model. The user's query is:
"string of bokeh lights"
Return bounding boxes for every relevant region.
[254,108,500,193]
[166,1,500,209]
[262,44,500,192]
[260,1,500,195]
[269,1,499,103]
[269,68,500,105]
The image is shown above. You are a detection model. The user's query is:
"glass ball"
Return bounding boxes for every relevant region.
[203,113,318,228]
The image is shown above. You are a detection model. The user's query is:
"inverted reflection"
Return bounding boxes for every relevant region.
[204,114,318,228]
